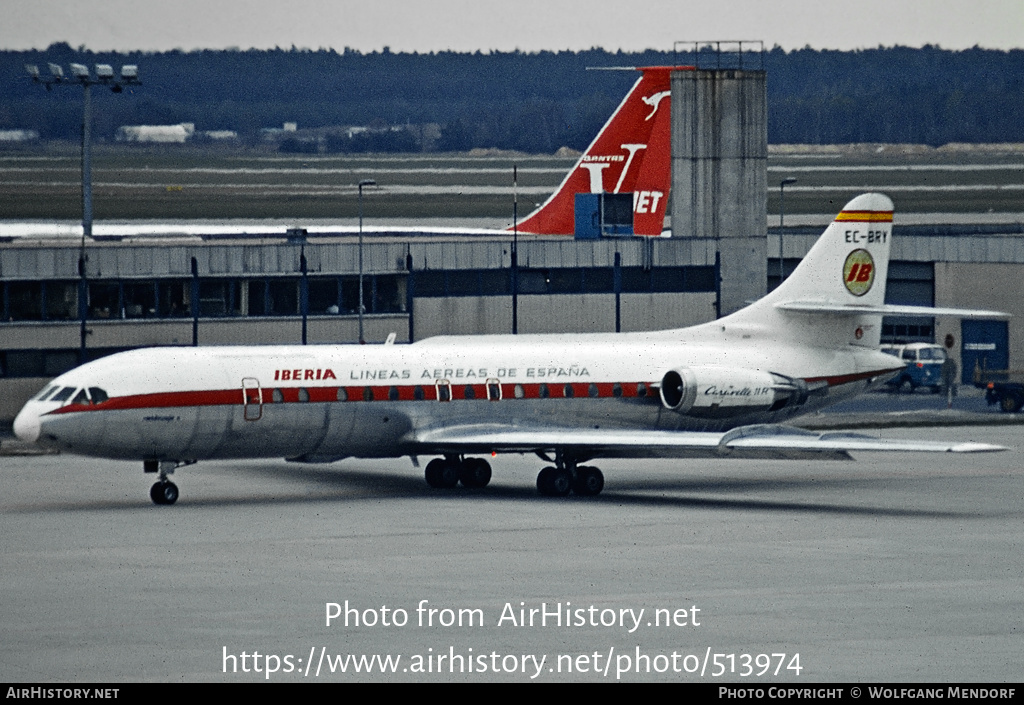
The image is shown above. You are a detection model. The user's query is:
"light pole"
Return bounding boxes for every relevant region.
[26,62,140,239]
[357,179,376,344]
[778,177,797,288]
[512,165,518,335]
[26,61,140,362]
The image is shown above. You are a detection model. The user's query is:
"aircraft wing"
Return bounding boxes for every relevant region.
[409,423,1006,461]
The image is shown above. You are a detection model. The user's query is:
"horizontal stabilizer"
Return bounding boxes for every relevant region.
[409,423,1006,461]
[775,302,1010,318]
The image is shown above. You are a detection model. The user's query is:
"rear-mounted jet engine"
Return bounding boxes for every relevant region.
[658,366,812,417]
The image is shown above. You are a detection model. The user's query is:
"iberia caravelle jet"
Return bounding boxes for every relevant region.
[13,193,1008,505]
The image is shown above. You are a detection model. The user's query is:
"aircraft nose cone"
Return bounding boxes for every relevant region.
[13,404,41,444]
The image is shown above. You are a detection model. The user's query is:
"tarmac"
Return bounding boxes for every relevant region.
[1,388,1022,682]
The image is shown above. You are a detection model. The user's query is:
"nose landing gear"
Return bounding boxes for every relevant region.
[149,480,179,505]
[144,459,194,505]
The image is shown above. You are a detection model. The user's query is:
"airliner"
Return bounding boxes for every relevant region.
[0,66,674,241]
[514,66,673,236]
[13,193,1007,504]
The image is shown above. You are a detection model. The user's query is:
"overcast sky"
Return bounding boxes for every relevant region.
[4,0,1022,53]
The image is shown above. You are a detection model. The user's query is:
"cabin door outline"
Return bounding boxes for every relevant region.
[242,377,263,421]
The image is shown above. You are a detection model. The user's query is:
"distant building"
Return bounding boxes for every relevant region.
[116,123,196,144]
[198,130,239,142]
[0,130,40,143]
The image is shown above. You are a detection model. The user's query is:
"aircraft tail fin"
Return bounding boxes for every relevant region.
[514,67,679,237]
[721,193,895,348]
[766,192,895,311]
[721,193,1006,349]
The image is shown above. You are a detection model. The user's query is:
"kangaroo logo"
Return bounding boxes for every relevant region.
[843,249,875,296]
[642,91,670,121]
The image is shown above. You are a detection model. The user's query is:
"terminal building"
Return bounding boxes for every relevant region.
[2,57,1022,423]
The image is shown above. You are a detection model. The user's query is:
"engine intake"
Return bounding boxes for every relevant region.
[659,366,796,417]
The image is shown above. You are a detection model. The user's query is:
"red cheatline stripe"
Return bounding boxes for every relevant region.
[46,381,658,415]
[44,369,898,416]
[834,210,893,223]
[804,367,903,386]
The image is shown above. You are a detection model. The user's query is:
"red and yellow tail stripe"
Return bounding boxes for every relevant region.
[835,210,893,223]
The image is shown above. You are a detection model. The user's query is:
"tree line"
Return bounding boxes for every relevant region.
[2,44,1021,150]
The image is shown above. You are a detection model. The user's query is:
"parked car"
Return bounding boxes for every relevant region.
[881,343,948,392]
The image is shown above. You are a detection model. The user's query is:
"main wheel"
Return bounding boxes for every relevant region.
[150,481,178,505]
[537,466,572,497]
[425,458,460,488]
[573,466,604,496]
[459,458,492,488]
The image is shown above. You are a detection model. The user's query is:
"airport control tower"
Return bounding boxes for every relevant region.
[671,43,767,316]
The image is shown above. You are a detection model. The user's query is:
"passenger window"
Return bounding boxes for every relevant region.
[272,389,284,403]
[298,388,310,402]
[902,350,915,361]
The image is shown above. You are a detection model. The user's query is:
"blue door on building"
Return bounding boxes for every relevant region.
[961,319,1009,384]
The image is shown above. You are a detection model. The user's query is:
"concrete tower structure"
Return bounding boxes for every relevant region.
[671,66,767,316]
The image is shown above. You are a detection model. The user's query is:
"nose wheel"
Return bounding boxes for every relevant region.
[150,480,179,505]
[144,459,193,505]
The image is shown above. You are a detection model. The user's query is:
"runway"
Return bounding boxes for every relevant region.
[1,424,1021,682]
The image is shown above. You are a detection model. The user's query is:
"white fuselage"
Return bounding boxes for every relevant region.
[14,323,901,464]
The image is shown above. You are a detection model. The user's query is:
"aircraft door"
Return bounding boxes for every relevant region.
[242,378,263,421]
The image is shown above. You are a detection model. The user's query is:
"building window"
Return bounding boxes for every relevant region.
[7,282,42,320]
[122,281,156,318]
[45,281,79,320]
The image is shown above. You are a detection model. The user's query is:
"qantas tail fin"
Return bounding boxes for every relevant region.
[514,67,680,237]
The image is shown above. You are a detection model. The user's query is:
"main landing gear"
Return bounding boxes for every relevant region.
[144,459,194,505]
[424,455,493,489]
[536,455,604,497]
[422,453,605,497]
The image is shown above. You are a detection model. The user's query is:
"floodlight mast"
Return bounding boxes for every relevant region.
[26,61,140,238]
[25,61,140,362]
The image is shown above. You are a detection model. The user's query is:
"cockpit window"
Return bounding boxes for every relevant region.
[33,385,58,401]
[71,389,90,405]
[88,387,109,404]
[49,387,77,403]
